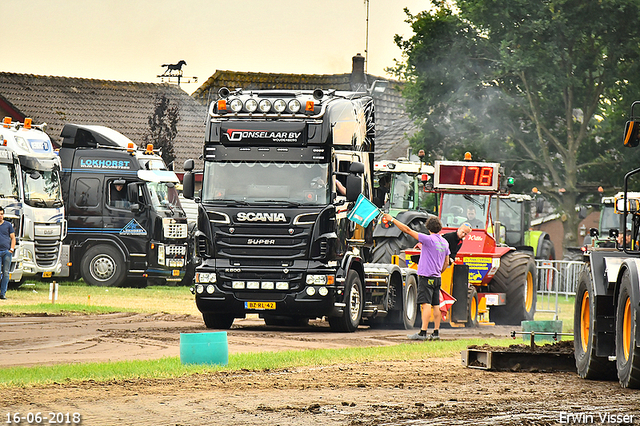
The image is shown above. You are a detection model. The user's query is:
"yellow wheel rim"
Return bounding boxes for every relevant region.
[623,297,632,362]
[470,295,477,322]
[580,291,590,353]
[525,270,534,313]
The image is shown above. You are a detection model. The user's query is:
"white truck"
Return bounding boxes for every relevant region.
[0,117,65,284]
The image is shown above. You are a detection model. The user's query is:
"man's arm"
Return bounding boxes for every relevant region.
[382,213,419,241]
[441,254,450,273]
[9,231,15,253]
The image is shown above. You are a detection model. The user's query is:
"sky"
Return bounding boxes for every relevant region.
[6,0,427,94]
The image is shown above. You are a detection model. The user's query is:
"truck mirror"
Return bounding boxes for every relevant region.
[183,171,195,199]
[129,203,141,213]
[349,162,365,174]
[184,159,195,172]
[127,182,139,203]
[345,174,362,202]
[589,227,599,238]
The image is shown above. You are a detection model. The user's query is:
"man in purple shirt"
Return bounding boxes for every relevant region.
[382,213,450,341]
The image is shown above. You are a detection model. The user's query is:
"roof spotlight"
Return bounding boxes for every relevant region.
[313,89,324,100]
[218,87,230,99]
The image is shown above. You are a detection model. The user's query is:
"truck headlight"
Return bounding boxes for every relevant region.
[195,284,204,294]
[306,274,334,285]
[196,272,217,283]
[157,244,165,265]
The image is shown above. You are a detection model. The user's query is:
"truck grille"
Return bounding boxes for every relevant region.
[214,226,309,260]
[35,236,60,268]
[164,223,188,239]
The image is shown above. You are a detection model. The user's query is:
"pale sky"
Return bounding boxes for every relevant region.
[6,0,426,94]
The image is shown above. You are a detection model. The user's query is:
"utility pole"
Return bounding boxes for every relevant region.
[364,0,369,74]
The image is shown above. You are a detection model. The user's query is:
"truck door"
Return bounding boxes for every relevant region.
[104,179,148,268]
[69,177,103,235]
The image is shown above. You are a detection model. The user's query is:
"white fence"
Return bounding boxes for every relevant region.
[535,259,586,319]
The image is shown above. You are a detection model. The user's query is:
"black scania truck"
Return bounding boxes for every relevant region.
[183,87,419,331]
[57,124,190,286]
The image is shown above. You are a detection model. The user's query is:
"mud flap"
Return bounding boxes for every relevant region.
[450,265,470,323]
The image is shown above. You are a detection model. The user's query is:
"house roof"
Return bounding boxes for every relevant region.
[0,72,207,171]
[375,117,418,160]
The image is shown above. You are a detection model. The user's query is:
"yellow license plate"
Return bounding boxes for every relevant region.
[172,269,180,277]
[245,301,276,310]
[43,272,52,278]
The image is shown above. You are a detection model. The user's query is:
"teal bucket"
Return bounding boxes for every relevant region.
[180,331,229,365]
[521,320,563,343]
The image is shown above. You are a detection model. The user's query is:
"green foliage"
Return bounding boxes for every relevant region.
[143,93,180,167]
[392,0,640,245]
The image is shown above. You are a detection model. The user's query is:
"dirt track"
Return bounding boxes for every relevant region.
[1,313,639,425]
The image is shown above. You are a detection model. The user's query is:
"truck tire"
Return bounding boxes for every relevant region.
[80,245,127,287]
[489,251,536,325]
[616,269,640,388]
[371,220,427,263]
[383,274,418,330]
[466,286,479,328]
[203,313,234,329]
[574,269,616,380]
[329,271,363,332]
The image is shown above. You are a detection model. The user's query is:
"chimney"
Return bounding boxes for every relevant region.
[350,53,367,92]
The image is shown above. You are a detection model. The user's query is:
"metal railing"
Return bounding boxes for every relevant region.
[535,259,586,319]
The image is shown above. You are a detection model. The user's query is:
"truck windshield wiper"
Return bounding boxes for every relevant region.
[208,199,250,207]
[252,200,301,207]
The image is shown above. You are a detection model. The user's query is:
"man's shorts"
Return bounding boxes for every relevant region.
[417,275,441,306]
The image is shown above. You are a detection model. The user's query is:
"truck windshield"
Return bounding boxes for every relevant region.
[0,164,19,199]
[22,168,62,208]
[147,181,182,211]
[202,161,330,205]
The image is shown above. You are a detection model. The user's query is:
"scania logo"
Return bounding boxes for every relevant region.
[236,212,287,223]
[247,239,276,245]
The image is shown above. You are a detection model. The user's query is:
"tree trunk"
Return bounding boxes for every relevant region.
[560,192,580,254]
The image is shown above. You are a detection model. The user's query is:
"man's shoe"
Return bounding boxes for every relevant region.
[427,333,440,341]
[407,332,427,341]
[0,295,6,300]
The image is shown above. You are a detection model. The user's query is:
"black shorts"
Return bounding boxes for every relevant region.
[417,276,441,306]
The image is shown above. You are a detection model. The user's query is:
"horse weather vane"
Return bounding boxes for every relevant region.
[157,60,197,87]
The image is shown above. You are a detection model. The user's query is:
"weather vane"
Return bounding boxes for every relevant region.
[157,60,197,87]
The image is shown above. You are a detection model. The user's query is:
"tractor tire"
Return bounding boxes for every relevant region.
[371,220,428,263]
[203,313,234,329]
[80,244,127,287]
[466,286,479,328]
[539,239,556,261]
[329,271,363,332]
[574,269,617,380]
[616,268,640,388]
[489,251,536,325]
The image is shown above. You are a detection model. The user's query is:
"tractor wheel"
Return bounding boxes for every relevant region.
[616,269,640,388]
[489,251,536,325]
[539,239,556,261]
[329,271,363,332]
[574,269,616,380]
[371,220,427,263]
[465,286,479,328]
[203,313,234,329]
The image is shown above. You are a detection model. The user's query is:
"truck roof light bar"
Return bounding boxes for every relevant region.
[24,118,32,129]
[3,117,11,128]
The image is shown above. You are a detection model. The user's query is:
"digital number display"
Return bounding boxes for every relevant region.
[434,161,500,191]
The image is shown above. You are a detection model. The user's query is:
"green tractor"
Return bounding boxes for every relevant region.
[370,158,435,263]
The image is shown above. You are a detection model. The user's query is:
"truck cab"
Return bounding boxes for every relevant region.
[0,117,65,283]
[57,124,189,286]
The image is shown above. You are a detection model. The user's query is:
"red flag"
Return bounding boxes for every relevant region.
[439,289,456,317]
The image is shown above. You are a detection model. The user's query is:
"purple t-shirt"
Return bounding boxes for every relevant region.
[417,233,450,277]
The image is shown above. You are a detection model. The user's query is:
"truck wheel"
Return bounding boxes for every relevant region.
[329,271,363,332]
[80,245,126,287]
[574,269,616,380]
[616,269,640,388]
[371,220,427,263]
[203,313,234,329]
[489,251,536,325]
[466,287,479,328]
[384,274,418,329]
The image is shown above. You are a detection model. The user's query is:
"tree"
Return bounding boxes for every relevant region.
[392,0,640,249]
[144,94,180,168]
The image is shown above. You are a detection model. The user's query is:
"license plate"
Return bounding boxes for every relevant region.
[172,269,180,277]
[245,301,276,310]
[43,271,52,278]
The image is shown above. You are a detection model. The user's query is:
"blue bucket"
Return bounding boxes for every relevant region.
[347,194,380,227]
[180,331,229,365]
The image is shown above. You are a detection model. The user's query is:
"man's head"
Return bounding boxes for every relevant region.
[426,216,443,234]
[457,223,472,239]
[115,184,124,191]
[0,206,4,218]
[467,206,477,220]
